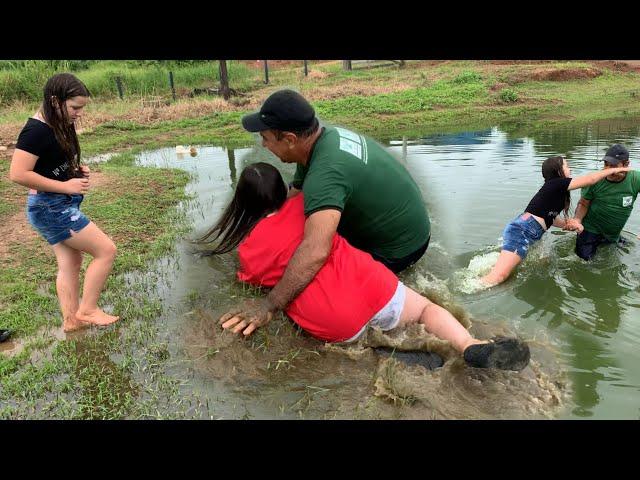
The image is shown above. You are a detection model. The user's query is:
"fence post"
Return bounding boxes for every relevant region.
[227,147,237,185]
[264,60,269,84]
[115,76,124,100]
[169,71,176,101]
[219,60,231,100]
[402,136,408,164]
[343,60,352,71]
[303,60,308,76]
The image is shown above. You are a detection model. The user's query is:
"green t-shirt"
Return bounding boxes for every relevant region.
[581,170,640,241]
[292,126,430,260]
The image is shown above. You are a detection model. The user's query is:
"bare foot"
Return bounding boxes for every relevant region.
[76,308,120,327]
[63,316,90,333]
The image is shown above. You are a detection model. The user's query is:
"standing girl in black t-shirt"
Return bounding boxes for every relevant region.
[9,73,119,332]
[480,155,630,287]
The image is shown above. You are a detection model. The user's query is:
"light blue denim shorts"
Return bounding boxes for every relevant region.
[343,281,406,343]
[27,192,90,245]
[502,214,545,259]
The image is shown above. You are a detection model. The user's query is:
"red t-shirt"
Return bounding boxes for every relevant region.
[237,194,398,342]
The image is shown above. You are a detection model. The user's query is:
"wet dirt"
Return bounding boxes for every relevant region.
[180,301,570,419]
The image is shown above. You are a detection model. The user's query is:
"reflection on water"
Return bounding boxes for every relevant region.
[135,117,640,419]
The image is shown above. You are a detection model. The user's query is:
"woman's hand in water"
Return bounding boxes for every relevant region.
[219,298,275,336]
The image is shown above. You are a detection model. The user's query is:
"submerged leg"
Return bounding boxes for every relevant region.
[480,249,522,287]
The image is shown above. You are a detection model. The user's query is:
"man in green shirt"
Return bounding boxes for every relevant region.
[220,89,430,336]
[567,144,640,260]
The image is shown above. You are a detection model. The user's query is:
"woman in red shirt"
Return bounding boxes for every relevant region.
[202,162,530,371]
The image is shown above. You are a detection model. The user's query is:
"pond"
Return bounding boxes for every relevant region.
[133,117,640,419]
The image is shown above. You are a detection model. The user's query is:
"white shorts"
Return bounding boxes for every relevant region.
[342,281,406,343]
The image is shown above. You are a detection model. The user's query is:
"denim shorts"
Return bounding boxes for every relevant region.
[502,214,545,259]
[342,281,406,343]
[27,192,90,245]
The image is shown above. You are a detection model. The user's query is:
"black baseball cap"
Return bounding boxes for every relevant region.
[602,144,629,165]
[242,89,316,132]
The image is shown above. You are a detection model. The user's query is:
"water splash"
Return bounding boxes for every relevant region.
[452,251,500,294]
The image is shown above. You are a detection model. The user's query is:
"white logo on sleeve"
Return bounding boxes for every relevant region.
[622,196,633,207]
[336,127,368,164]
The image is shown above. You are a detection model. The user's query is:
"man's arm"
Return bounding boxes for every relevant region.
[288,186,302,198]
[268,208,340,309]
[565,197,591,232]
[574,197,591,222]
[220,208,341,336]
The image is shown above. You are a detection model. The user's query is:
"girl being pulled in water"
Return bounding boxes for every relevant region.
[201,162,531,371]
[481,155,631,287]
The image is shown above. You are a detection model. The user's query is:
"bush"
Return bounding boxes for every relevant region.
[499,88,519,103]
[453,71,483,84]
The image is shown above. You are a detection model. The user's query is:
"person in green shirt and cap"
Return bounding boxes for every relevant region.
[567,144,640,260]
[220,89,431,336]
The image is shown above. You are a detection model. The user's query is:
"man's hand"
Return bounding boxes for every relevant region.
[219,297,276,337]
[564,218,584,234]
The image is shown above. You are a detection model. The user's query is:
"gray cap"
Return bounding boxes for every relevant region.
[602,144,629,165]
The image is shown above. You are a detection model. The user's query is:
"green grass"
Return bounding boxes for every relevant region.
[0,149,202,418]
[0,60,259,105]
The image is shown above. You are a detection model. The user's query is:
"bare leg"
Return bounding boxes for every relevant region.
[398,287,483,352]
[61,222,119,326]
[397,286,530,370]
[480,249,522,287]
[51,242,87,332]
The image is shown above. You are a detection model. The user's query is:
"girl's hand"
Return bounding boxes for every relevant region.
[79,165,90,178]
[219,298,275,337]
[64,177,90,195]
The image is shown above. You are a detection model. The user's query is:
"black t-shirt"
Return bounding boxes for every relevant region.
[525,177,572,228]
[15,117,75,182]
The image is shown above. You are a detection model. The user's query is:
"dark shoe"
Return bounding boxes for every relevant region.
[375,347,444,370]
[0,329,12,343]
[463,336,530,371]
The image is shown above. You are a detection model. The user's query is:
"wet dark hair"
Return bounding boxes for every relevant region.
[41,73,91,177]
[274,117,320,140]
[198,162,287,255]
[541,155,571,216]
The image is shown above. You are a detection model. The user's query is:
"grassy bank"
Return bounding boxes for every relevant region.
[73,61,640,150]
[0,60,257,105]
[0,151,201,418]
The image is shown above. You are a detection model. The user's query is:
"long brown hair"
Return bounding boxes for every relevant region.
[41,73,91,177]
[198,162,288,255]
[542,155,571,216]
